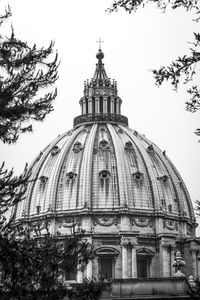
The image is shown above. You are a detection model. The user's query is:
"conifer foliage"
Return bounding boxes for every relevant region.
[108,0,200,138]
[0,8,106,300]
[0,6,58,144]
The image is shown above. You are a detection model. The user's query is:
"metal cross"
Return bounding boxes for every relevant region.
[96,38,104,50]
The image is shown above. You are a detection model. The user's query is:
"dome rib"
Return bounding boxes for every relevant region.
[121,126,156,211]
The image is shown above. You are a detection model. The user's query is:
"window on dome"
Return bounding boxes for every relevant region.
[51,145,60,156]
[157,175,168,183]
[125,141,134,150]
[133,172,143,181]
[99,140,109,150]
[99,170,110,180]
[147,145,155,155]
[73,141,83,153]
[66,172,77,181]
[39,175,48,184]
[85,98,88,114]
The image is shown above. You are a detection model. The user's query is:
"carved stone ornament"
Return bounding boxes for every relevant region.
[59,217,80,228]
[132,217,153,227]
[94,215,119,226]
[163,219,178,231]
[186,224,193,235]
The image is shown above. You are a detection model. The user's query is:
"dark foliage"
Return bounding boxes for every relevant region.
[68,278,110,300]
[0,227,93,300]
[0,7,59,144]
[0,162,29,219]
[108,0,200,13]
[108,0,200,139]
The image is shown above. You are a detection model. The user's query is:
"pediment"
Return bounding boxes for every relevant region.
[136,248,154,256]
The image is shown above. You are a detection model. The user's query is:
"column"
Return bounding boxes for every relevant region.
[160,241,170,277]
[131,245,137,278]
[170,246,176,276]
[77,269,84,283]
[121,238,128,279]
[95,98,99,114]
[197,253,200,278]
[88,98,92,114]
[103,97,107,113]
[111,99,114,113]
[86,260,93,278]
[191,249,197,278]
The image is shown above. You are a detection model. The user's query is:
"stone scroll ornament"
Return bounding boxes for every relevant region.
[131,217,153,227]
[163,219,178,231]
[93,215,120,226]
[58,217,80,228]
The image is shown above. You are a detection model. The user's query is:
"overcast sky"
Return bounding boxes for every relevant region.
[1,1,200,226]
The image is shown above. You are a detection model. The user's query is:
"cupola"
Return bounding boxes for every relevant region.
[73,48,128,127]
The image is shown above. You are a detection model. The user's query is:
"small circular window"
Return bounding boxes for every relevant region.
[99,170,110,180]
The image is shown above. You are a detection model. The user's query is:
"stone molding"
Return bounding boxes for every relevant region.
[58,217,81,228]
[131,216,153,227]
[163,219,178,231]
[93,215,120,226]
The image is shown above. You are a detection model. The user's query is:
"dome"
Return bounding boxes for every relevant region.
[15,123,194,227]
[13,49,199,281]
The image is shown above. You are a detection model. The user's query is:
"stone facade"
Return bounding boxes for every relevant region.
[13,49,200,284]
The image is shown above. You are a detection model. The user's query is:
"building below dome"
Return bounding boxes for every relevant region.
[13,49,200,296]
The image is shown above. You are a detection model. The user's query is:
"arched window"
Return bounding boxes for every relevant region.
[114,100,117,114]
[85,98,88,114]
[92,96,95,114]
[99,96,103,114]
[107,97,111,114]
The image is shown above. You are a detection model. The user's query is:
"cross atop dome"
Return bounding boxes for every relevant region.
[96,37,104,50]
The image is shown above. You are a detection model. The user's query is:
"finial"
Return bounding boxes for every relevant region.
[96,37,104,50]
[96,38,104,60]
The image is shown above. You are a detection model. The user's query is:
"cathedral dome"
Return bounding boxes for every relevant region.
[13,49,198,281]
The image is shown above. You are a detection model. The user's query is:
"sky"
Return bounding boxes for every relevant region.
[0,1,200,226]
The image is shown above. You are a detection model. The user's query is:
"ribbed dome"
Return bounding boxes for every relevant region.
[15,122,195,233]
[14,49,196,242]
